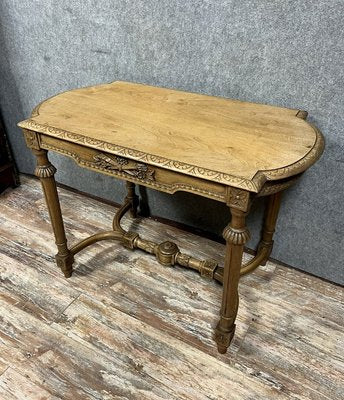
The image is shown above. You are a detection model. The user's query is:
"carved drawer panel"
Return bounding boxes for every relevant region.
[92,153,155,181]
[39,134,227,202]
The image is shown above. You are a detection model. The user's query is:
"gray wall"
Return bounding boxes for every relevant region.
[0,0,343,284]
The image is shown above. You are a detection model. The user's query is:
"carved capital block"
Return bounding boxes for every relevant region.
[35,164,57,178]
[23,129,40,150]
[223,225,250,245]
[226,187,251,211]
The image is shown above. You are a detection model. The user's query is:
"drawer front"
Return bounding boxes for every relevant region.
[39,134,227,203]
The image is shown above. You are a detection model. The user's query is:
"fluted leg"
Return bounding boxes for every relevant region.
[126,181,138,218]
[214,207,250,353]
[33,149,74,277]
[258,191,283,265]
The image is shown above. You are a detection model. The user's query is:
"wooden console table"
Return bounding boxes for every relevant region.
[18,81,324,354]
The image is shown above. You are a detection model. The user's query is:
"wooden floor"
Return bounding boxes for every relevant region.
[0,176,343,400]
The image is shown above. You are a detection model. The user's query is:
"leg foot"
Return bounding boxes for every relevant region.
[215,321,236,354]
[56,252,74,278]
[33,149,74,278]
[215,207,249,353]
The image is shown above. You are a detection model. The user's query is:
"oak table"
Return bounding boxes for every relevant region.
[18,81,324,354]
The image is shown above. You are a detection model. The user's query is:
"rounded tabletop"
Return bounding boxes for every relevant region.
[18,81,324,192]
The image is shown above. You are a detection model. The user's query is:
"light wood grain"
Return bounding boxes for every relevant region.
[0,176,342,399]
[18,81,323,188]
[16,81,324,350]
[0,367,58,400]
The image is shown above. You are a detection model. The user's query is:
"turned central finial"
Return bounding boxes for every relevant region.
[156,241,179,266]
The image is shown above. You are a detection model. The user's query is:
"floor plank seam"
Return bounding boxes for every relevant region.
[1,176,343,400]
[77,291,242,369]
[49,315,200,398]
[0,367,9,379]
[2,366,62,399]
[49,293,82,326]
[235,348,336,400]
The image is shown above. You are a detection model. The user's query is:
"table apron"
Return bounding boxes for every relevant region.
[39,134,228,203]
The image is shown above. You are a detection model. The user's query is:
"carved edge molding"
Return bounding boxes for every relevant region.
[260,125,325,180]
[17,120,262,192]
[18,116,324,193]
[40,142,226,202]
[258,175,300,197]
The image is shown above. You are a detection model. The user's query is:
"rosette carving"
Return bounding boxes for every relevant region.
[227,187,250,211]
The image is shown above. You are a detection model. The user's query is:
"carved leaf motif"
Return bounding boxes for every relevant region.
[40,142,225,201]
[93,153,155,181]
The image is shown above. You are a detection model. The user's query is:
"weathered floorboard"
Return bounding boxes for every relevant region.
[0,176,343,399]
[0,367,58,400]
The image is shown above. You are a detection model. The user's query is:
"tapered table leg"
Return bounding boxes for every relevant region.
[33,149,74,277]
[258,191,283,265]
[126,181,138,218]
[214,207,250,353]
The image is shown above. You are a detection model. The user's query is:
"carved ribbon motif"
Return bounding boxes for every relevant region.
[93,153,155,181]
